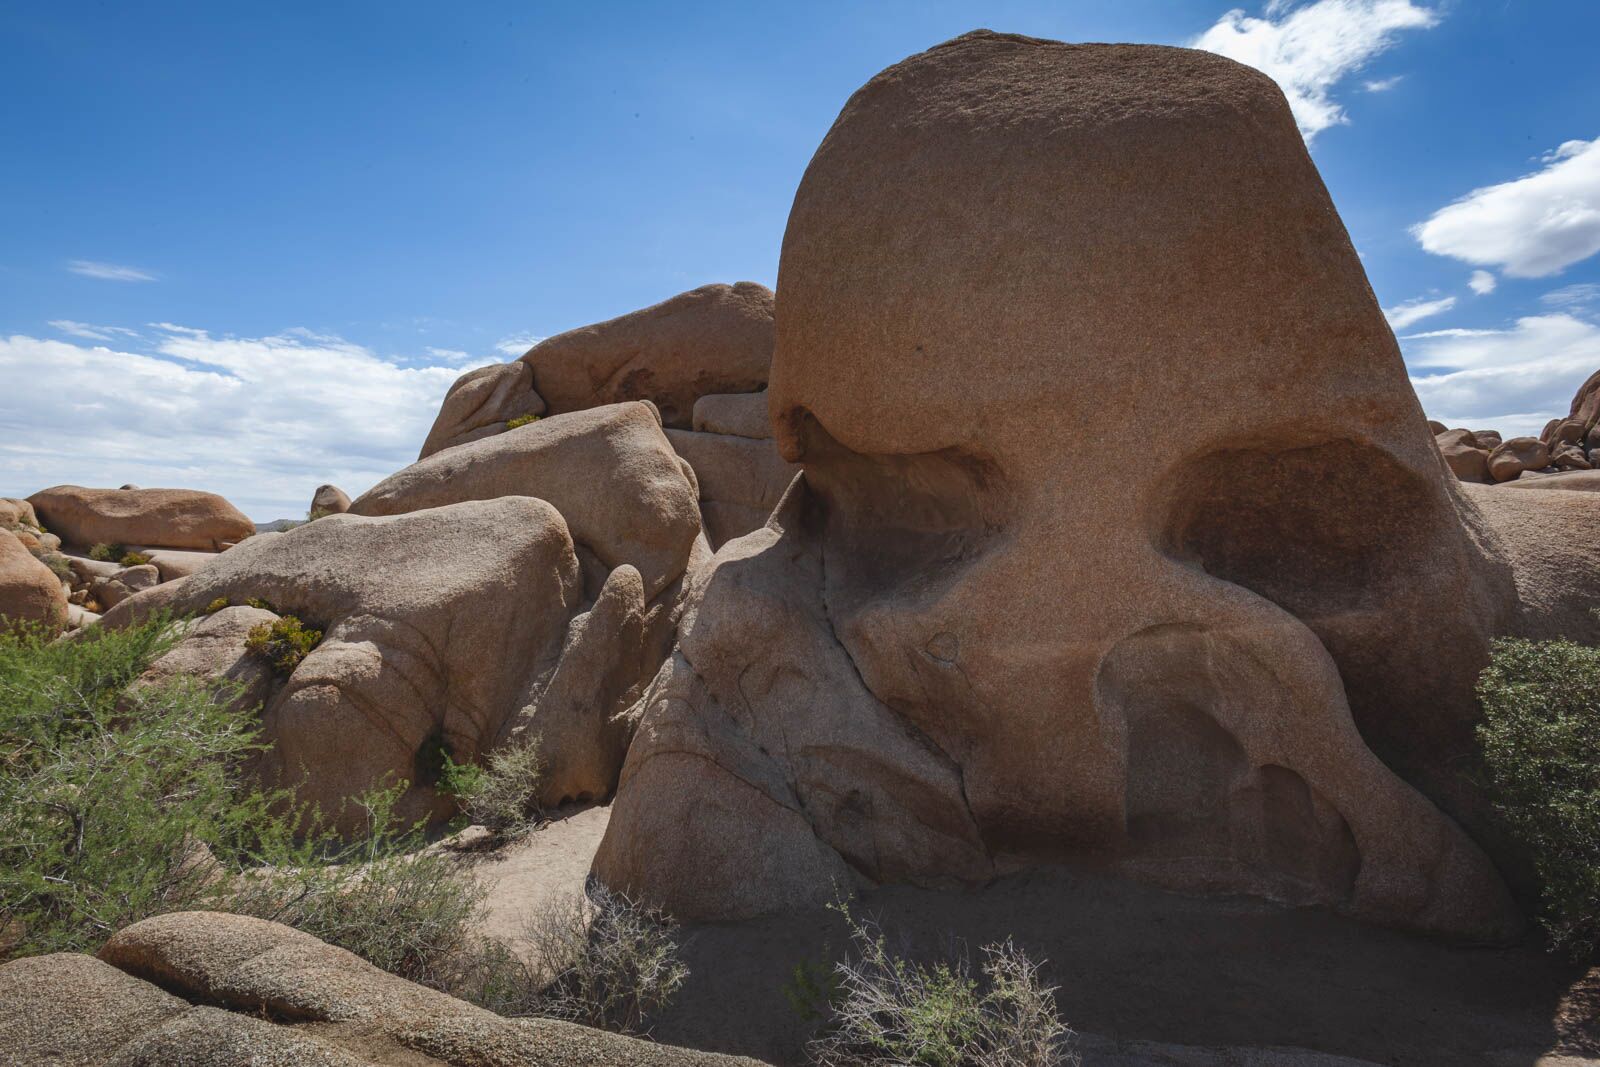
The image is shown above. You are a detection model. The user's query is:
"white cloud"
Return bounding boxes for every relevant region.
[1543,282,1600,310]
[1383,294,1456,330]
[1363,75,1403,92]
[1468,270,1497,295]
[0,328,460,521]
[494,333,545,357]
[1406,313,1600,436]
[1412,137,1600,278]
[425,346,476,365]
[66,260,157,282]
[47,320,140,341]
[1192,0,1439,141]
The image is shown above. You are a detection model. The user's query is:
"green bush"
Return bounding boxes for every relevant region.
[1478,637,1600,956]
[119,551,152,567]
[87,543,126,562]
[306,507,333,523]
[244,615,322,675]
[205,597,230,614]
[0,616,496,994]
[506,413,541,430]
[41,554,73,582]
[245,596,273,611]
[807,903,1076,1067]
[440,737,544,838]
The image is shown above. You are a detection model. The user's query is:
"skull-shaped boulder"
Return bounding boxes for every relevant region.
[594,32,1525,939]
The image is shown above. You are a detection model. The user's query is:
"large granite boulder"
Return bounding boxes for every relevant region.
[0,912,764,1066]
[28,485,254,551]
[521,282,773,429]
[0,529,67,633]
[597,32,1537,939]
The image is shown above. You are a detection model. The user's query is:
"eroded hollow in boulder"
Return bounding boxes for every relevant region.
[1156,437,1464,784]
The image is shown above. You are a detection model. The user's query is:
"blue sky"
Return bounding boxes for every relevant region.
[3,1,1599,518]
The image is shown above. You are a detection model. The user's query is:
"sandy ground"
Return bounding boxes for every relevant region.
[457,805,1600,1067]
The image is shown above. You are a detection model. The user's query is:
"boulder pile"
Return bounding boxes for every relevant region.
[1431,370,1600,486]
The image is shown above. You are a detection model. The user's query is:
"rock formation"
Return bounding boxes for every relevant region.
[28,485,254,551]
[0,911,763,1066]
[593,32,1545,940]
[522,282,774,429]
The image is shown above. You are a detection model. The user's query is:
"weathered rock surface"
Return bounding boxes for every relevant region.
[597,32,1526,939]
[28,485,254,551]
[419,360,547,460]
[0,529,67,632]
[0,912,765,1066]
[0,496,40,529]
[311,483,353,515]
[664,428,799,549]
[521,282,774,429]
[692,391,772,439]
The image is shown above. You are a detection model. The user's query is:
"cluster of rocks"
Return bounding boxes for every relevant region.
[1430,371,1600,487]
[0,487,256,634]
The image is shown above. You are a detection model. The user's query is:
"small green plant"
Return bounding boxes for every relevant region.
[306,507,333,522]
[41,554,73,582]
[244,615,322,676]
[439,736,544,837]
[1478,636,1600,957]
[118,551,152,567]
[807,902,1076,1067]
[506,413,541,430]
[87,543,126,562]
[205,597,230,614]
[508,883,690,1035]
[245,596,273,611]
[784,954,844,1024]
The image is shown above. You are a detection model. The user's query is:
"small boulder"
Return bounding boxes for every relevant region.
[418,361,547,460]
[692,391,773,439]
[1487,437,1549,482]
[1426,418,1447,435]
[1553,444,1593,471]
[309,483,351,516]
[1472,429,1503,450]
[94,563,162,610]
[28,485,254,551]
[1434,429,1491,484]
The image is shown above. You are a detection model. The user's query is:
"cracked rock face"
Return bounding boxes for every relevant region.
[594,32,1530,938]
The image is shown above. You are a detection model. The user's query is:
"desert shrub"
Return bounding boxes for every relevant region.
[87,542,125,562]
[41,554,73,581]
[807,904,1076,1067]
[0,617,498,993]
[306,507,333,523]
[440,737,544,837]
[224,781,490,991]
[245,596,273,611]
[506,413,541,430]
[244,615,322,675]
[1478,637,1600,957]
[118,551,152,567]
[504,883,689,1034]
[205,597,230,614]
[0,615,283,956]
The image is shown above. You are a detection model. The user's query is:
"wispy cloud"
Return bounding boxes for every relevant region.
[1406,313,1600,437]
[0,327,463,520]
[1192,0,1440,141]
[1363,75,1403,92]
[66,259,157,282]
[47,320,140,341]
[1413,137,1600,278]
[494,333,545,357]
[1384,294,1456,330]
[425,346,477,365]
[1543,283,1600,311]
[1468,270,1497,296]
